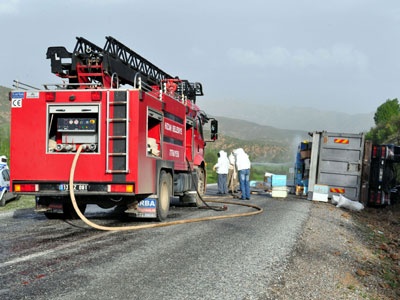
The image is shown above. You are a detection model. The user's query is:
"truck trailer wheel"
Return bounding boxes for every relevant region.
[157,171,171,221]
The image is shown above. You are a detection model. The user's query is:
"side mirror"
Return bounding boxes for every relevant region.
[210,119,218,140]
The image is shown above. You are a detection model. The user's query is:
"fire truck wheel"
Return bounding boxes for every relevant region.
[157,171,171,221]
[195,167,206,207]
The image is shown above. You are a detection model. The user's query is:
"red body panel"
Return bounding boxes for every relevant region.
[10,88,205,197]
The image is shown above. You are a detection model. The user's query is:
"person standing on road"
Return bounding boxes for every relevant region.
[213,150,230,195]
[233,148,251,200]
[227,151,238,194]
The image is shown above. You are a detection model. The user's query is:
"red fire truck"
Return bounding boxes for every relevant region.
[9,36,218,220]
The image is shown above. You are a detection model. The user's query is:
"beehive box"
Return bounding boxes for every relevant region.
[272,189,288,198]
[272,175,287,187]
[312,184,329,202]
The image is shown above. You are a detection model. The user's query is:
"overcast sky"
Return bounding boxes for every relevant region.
[1,0,399,115]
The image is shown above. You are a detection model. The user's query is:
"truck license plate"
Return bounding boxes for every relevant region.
[59,184,88,191]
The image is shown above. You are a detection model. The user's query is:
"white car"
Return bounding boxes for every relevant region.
[0,156,19,206]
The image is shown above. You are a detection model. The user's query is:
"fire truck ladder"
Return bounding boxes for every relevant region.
[106,90,129,173]
[72,37,108,87]
[101,36,204,101]
[47,36,204,101]
[70,38,129,173]
[102,36,173,87]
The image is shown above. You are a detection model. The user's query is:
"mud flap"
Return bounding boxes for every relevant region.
[125,196,157,218]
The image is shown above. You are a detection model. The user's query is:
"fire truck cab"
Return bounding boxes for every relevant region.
[10,36,218,220]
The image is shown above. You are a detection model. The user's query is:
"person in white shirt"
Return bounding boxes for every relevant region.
[233,148,251,200]
[213,150,230,195]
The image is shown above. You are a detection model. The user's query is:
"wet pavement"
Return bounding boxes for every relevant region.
[0,189,311,300]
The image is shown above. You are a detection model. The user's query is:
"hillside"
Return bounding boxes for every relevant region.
[0,86,11,126]
[206,116,309,163]
[215,116,308,143]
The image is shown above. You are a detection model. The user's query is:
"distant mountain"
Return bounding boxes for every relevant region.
[215,116,309,145]
[202,99,374,133]
[206,117,310,163]
[203,101,374,163]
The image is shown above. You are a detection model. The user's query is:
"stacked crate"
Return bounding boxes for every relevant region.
[271,175,287,198]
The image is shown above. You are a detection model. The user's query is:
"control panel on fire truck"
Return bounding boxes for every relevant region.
[47,104,99,153]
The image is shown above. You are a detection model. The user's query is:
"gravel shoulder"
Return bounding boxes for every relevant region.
[266,200,400,300]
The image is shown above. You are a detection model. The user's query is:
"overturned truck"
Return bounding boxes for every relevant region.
[295,131,400,206]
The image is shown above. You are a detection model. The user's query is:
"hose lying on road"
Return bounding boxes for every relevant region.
[69,145,263,231]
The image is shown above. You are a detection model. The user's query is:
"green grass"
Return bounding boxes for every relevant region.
[0,195,35,212]
[0,123,10,158]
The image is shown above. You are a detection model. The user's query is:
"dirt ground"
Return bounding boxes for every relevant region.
[267,197,400,300]
[352,203,400,298]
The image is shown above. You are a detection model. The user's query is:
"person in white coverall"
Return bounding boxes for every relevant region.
[228,151,238,193]
[213,150,230,194]
[233,148,251,200]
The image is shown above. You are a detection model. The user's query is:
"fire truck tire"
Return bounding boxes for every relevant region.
[195,167,206,207]
[157,171,171,221]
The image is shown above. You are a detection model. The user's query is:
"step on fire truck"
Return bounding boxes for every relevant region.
[10,36,218,220]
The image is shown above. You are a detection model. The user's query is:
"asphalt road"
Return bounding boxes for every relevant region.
[0,188,311,300]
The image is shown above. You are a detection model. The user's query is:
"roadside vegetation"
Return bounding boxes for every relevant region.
[0,196,35,212]
[0,124,10,158]
[366,98,400,144]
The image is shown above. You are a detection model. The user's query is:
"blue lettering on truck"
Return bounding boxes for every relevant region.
[12,92,24,98]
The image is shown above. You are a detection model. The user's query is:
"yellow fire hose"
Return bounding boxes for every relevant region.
[69,145,263,231]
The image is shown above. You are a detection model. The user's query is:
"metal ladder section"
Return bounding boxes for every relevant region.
[106,90,129,173]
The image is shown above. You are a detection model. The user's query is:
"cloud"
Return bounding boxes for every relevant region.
[228,44,368,71]
[190,46,204,56]
[0,0,19,15]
